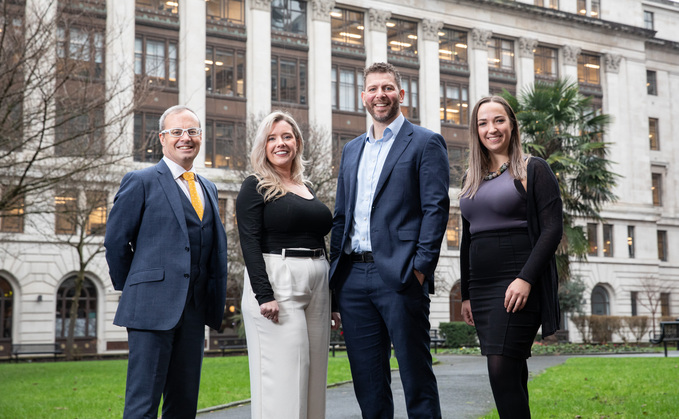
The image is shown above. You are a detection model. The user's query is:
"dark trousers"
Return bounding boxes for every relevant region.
[124,299,206,419]
[336,262,441,419]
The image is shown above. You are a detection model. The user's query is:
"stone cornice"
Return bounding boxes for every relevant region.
[422,19,444,42]
[310,0,335,22]
[367,9,391,32]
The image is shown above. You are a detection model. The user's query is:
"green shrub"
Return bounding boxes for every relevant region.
[439,321,478,348]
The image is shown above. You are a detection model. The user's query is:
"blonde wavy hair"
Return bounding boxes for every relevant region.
[460,96,528,199]
[250,110,309,202]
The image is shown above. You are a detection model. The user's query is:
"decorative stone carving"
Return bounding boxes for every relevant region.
[250,0,273,12]
[311,0,335,22]
[518,37,538,58]
[470,28,492,49]
[604,53,622,74]
[422,19,443,42]
[561,45,581,65]
[367,9,391,32]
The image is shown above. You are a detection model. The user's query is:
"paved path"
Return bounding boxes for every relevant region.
[197,353,572,419]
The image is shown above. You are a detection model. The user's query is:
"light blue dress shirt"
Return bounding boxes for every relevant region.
[348,113,405,253]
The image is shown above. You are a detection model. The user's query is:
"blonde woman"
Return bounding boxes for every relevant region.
[459,96,562,418]
[236,110,340,419]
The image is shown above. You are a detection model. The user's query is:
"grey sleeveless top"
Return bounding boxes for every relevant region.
[460,169,528,235]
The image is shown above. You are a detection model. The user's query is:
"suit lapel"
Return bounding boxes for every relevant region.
[156,160,189,237]
[374,120,413,199]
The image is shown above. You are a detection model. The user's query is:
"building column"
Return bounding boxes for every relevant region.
[602,53,625,202]
[517,37,537,94]
[179,0,207,167]
[468,28,492,107]
[561,45,581,85]
[105,0,136,161]
[365,9,390,67]
[246,0,273,119]
[419,19,443,132]
[308,0,334,130]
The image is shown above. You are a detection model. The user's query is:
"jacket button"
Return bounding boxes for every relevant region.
[184,274,190,279]
[185,247,190,252]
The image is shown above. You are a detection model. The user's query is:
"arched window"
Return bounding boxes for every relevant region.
[55,277,97,339]
[591,285,610,315]
[449,282,463,322]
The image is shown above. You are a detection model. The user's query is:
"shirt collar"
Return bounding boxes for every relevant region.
[163,156,195,180]
[366,113,405,144]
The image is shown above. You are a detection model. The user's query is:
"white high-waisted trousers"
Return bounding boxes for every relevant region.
[242,252,331,419]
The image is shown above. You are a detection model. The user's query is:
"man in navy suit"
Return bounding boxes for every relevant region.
[105,105,228,418]
[330,63,450,418]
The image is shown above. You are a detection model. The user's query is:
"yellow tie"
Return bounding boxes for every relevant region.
[182,172,204,221]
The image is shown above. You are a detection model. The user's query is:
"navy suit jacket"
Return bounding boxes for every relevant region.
[105,160,228,331]
[329,119,450,293]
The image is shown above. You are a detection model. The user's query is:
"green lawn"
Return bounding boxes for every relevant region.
[481,357,679,418]
[2,355,677,418]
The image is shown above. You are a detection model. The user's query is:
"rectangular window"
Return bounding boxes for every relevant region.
[578,53,600,85]
[448,146,467,186]
[54,106,105,157]
[0,195,24,233]
[627,226,635,258]
[133,112,163,162]
[387,18,418,56]
[57,26,105,79]
[134,36,178,88]
[331,66,363,112]
[330,7,364,46]
[657,230,667,261]
[332,133,354,175]
[271,56,307,105]
[271,0,306,35]
[587,223,598,256]
[487,38,514,71]
[534,46,558,78]
[647,70,657,95]
[205,46,245,97]
[438,28,467,63]
[652,173,662,206]
[649,118,659,150]
[603,224,613,257]
[86,191,107,235]
[644,11,654,30]
[660,293,670,317]
[447,210,460,250]
[55,190,78,235]
[205,120,244,170]
[577,0,586,15]
[206,0,244,24]
[590,0,600,18]
[136,0,178,14]
[440,81,469,125]
[401,75,419,121]
[535,0,558,8]
[631,291,638,316]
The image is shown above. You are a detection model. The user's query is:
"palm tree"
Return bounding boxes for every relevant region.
[502,79,618,287]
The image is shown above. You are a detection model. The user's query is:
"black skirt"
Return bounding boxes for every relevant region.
[469,228,540,359]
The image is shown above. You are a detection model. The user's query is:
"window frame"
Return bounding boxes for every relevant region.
[657,230,667,261]
[271,55,308,106]
[331,65,364,113]
[330,7,364,46]
[602,224,613,257]
[386,17,418,57]
[399,72,419,122]
[438,27,468,64]
[647,70,657,96]
[271,0,307,35]
[649,118,659,150]
[643,11,654,31]
[134,34,179,89]
[446,209,460,250]
[204,119,246,170]
[534,45,558,79]
[55,189,78,235]
[205,45,246,98]
[440,80,469,126]
[133,112,163,163]
[0,194,24,234]
[627,225,635,258]
[57,24,105,80]
[651,172,662,206]
[86,190,107,236]
[487,37,515,72]
[587,223,598,256]
[206,0,245,25]
[577,53,601,86]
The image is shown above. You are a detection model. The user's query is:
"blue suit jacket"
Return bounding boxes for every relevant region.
[329,119,450,293]
[104,160,228,331]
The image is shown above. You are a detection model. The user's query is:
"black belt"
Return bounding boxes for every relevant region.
[269,248,325,258]
[349,252,374,263]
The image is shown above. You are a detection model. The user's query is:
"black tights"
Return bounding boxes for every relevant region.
[486,354,531,419]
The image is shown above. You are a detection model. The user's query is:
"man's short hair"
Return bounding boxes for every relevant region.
[363,62,402,91]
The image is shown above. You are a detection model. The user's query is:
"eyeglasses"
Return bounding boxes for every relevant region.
[160,127,202,137]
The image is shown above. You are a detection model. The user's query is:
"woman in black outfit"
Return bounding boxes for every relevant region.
[236,111,341,419]
[459,96,562,418]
